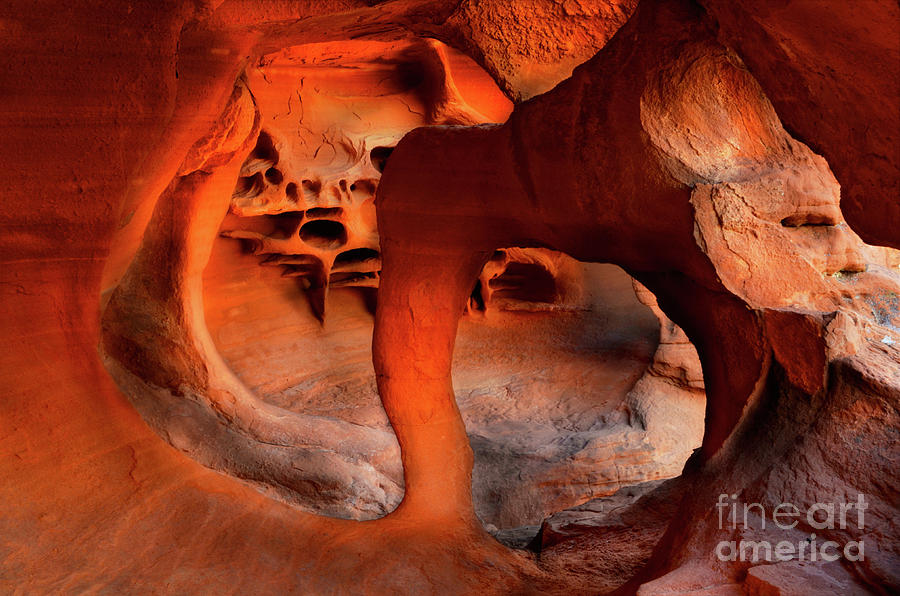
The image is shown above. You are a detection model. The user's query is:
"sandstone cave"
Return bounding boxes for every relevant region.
[1,1,898,594]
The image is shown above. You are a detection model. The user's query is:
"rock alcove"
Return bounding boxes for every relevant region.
[2,0,899,594]
[104,36,708,536]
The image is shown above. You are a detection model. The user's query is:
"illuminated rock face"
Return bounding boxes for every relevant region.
[125,36,707,527]
[1,0,898,594]
[219,40,495,318]
[371,0,900,591]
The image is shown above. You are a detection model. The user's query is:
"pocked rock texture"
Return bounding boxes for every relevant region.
[1,0,898,594]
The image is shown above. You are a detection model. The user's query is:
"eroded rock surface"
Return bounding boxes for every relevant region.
[372,0,900,592]
[2,0,898,594]
[182,35,706,526]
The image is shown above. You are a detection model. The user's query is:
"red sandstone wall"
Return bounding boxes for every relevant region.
[1,1,898,594]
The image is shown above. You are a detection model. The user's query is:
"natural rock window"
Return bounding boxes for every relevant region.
[95,11,900,591]
[6,1,899,594]
[198,37,708,531]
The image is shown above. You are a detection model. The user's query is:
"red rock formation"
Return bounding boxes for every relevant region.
[434,0,639,101]
[220,38,504,320]
[1,0,898,594]
[187,37,701,527]
[700,0,900,251]
[373,0,899,592]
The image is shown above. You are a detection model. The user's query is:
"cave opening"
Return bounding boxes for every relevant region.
[6,0,898,593]
[489,261,558,304]
[204,225,707,550]
[91,13,900,593]
[193,41,710,551]
[95,34,713,593]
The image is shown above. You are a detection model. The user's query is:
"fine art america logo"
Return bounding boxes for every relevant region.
[715,494,867,563]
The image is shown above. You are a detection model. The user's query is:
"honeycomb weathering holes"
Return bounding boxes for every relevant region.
[239,131,278,178]
[265,167,284,185]
[301,179,321,201]
[285,182,298,201]
[370,146,394,173]
[350,179,377,200]
[252,130,278,163]
[233,172,265,199]
[334,247,380,265]
[305,207,343,219]
[220,38,508,318]
[299,219,347,249]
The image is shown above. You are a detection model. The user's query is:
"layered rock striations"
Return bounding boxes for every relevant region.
[1,0,898,594]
